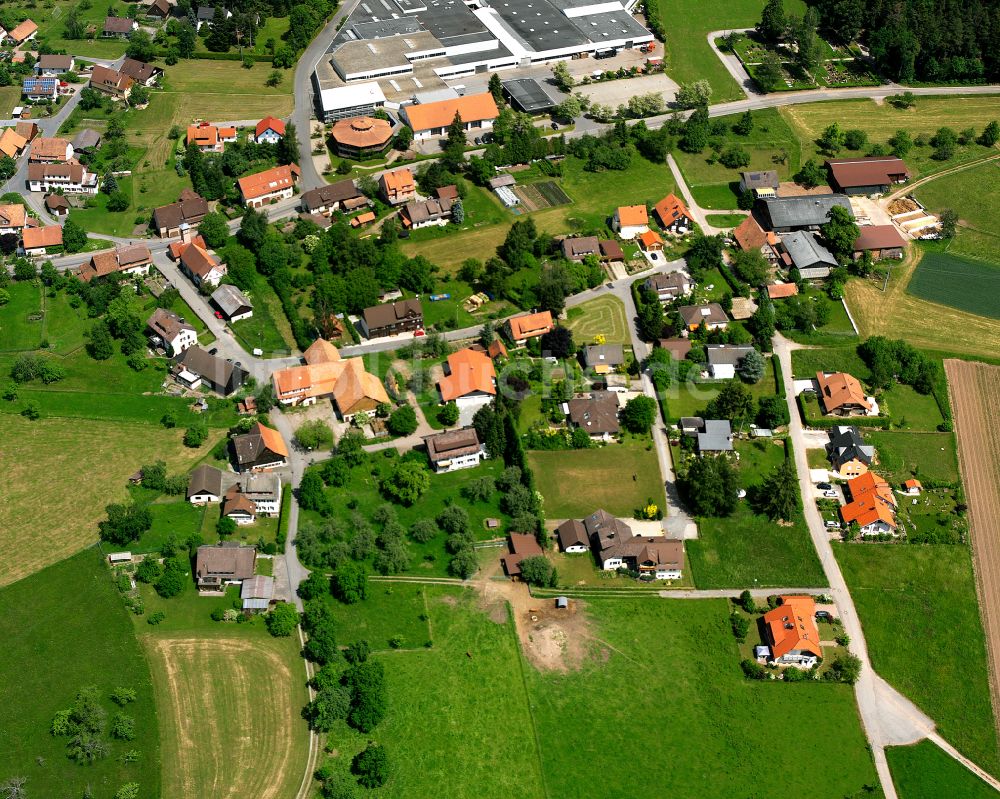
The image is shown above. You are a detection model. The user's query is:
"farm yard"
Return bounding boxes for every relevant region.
[145,635,309,799]
[0,550,160,798]
[907,252,1000,320]
[945,359,1000,767]
[836,542,999,775]
[564,295,631,345]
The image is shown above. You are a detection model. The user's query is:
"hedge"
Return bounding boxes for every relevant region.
[156,50,275,62]
[797,394,890,429]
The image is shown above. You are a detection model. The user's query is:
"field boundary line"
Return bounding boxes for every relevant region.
[507,601,551,799]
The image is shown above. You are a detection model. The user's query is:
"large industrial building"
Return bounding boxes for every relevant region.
[312,0,652,120]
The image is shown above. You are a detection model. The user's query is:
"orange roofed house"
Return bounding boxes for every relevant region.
[816,371,872,416]
[653,193,693,235]
[271,338,389,420]
[0,203,27,236]
[840,471,897,536]
[437,347,496,409]
[763,596,822,667]
[21,225,63,257]
[7,19,39,44]
[505,310,553,345]
[231,422,288,472]
[379,168,416,205]
[400,92,499,141]
[612,205,649,240]
[186,122,237,153]
[28,136,72,163]
[732,215,780,264]
[254,116,286,145]
[238,163,299,208]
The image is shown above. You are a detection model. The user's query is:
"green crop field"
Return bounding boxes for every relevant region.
[527,436,664,519]
[888,740,999,799]
[675,109,803,209]
[781,96,1000,178]
[868,431,959,483]
[907,252,1000,320]
[0,549,160,798]
[686,441,827,588]
[318,586,876,797]
[835,543,999,773]
[564,295,631,344]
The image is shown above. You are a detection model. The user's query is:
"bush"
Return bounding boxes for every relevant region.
[266,602,300,636]
[437,401,459,426]
[387,405,419,436]
[518,555,556,587]
[730,611,750,642]
[154,559,187,598]
[332,561,368,604]
[345,660,388,732]
[352,743,390,788]
[740,658,768,680]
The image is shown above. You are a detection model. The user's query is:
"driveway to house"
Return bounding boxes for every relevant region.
[773,333,1000,796]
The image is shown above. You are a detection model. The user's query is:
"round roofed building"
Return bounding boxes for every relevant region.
[330,116,393,159]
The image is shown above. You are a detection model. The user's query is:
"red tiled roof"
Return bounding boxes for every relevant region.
[256,116,286,138]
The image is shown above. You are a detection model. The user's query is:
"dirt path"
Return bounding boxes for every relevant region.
[885,152,1000,202]
[945,360,1000,753]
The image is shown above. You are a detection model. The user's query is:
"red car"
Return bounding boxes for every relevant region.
[214,311,223,319]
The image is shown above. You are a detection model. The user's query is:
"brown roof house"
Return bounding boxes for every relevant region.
[501,533,543,580]
[678,303,728,332]
[222,485,257,525]
[400,196,453,229]
[103,16,138,38]
[89,65,133,99]
[152,190,209,237]
[300,180,364,216]
[195,543,255,590]
[232,422,289,471]
[330,116,393,158]
[733,215,780,264]
[567,391,620,441]
[147,307,198,355]
[187,464,227,504]
[423,427,486,473]
[175,345,247,395]
[28,136,72,163]
[119,58,162,86]
[555,519,589,553]
[826,156,910,195]
[45,193,70,217]
[583,509,684,580]
[852,225,906,261]
[76,244,153,282]
[177,232,227,287]
[360,298,423,339]
[643,272,691,304]
[816,371,872,416]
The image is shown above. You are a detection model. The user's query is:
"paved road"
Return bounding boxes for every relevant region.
[705,29,760,98]
[775,333,942,798]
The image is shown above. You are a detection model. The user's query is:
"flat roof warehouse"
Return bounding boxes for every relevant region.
[313,0,652,116]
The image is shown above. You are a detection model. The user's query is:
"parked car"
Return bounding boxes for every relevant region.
[825,520,840,529]
[823,490,839,499]
[208,347,218,355]
[817,482,832,490]
[214,311,223,319]
[815,610,832,619]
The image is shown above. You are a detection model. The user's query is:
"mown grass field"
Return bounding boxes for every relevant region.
[564,295,630,344]
[846,247,1000,359]
[869,431,959,483]
[675,109,802,209]
[231,279,298,356]
[318,586,876,797]
[686,440,827,588]
[915,159,1000,251]
[888,740,999,799]
[780,96,1000,178]
[655,0,807,102]
[0,281,91,354]
[907,252,1000,320]
[401,155,678,269]
[835,543,999,774]
[527,436,664,518]
[0,549,160,798]
[0,86,20,117]
[661,367,779,421]
[0,416,210,587]
[145,635,309,799]
[790,344,869,379]
[326,581,432,651]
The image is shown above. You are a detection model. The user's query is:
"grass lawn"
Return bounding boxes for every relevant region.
[915,159,1000,250]
[888,740,999,799]
[661,366,778,422]
[882,383,945,430]
[318,586,876,797]
[0,415,212,588]
[527,436,663,518]
[325,581,432,650]
[868,431,958,483]
[0,281,45,351]
[159,59,294,120]
[780,96,1000,179]
[778,288,859,346]
[564,295,631,345]
[676,109,802,209]
[230,280,297,356]
[0,86,20,117]
[143,630,308,799]
[0,549,160,798]
[906,251,1000,320]
[401,153,678,268]
[300,454,510,576]
[548,549,695,588]
[405,184,509,244]
[790,344,869,379]
[685,440,827,588]
[655,0,807,102]
[835,543,999,774]
[136,500,209,554]
[704,212,748,228]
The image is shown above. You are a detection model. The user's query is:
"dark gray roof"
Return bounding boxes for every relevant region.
[706,344,754,367]
[764,194,853,230]
[826,426,875,465]
[698,419,733,452]
[177,346,246,391]
[741,170,779,189]
[567,391,620,435]
[211,284,253,318]
[241,472,281,501]
[196,543,255,581]
[583,344,624,367]
[424,426,482,463]
[679,303,728,327]
[71,128,101,151]
[362,299,422,330]
[501,78,555,113]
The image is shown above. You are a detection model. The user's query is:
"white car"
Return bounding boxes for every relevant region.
[825,521,840,529]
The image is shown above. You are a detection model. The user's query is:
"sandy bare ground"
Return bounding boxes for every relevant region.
[146,637,307,799]
[945,359,1000,747]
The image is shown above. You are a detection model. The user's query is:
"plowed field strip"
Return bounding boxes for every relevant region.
[945,360,1000,748]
